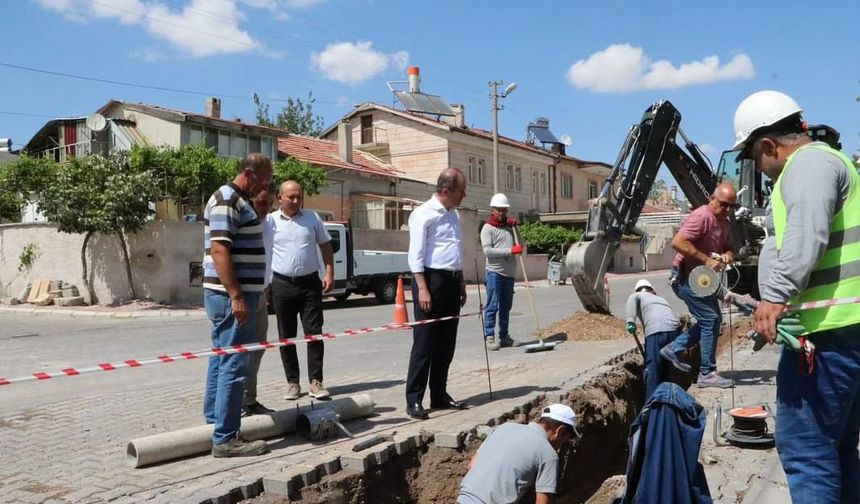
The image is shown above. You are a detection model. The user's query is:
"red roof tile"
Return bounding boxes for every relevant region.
[277,135,400,177]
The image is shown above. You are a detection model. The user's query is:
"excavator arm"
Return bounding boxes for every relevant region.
[565,101,719,313]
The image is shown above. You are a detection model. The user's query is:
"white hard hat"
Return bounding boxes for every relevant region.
[490,193,510,208]
[634,279,653,292]
[540,403,577,430]
[732,90,803,151]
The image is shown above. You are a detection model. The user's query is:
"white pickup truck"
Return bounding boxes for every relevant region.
[322,221,410,304]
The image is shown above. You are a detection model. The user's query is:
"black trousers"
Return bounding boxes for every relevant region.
[271,273,324,383]
[405,269,461,406]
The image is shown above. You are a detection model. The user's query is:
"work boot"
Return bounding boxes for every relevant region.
[499,337,521,348]
[242,402,275,417]
[309,379,330,400]
[660,345,692,373]
[486,337,500,351]
[283,382,301,401]
[211,436,270,458]
[697,372,733,389]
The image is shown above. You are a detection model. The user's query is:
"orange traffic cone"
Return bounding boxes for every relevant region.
[393,276,410,326]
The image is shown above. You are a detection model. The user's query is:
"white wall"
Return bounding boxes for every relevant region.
[0,222,203,305]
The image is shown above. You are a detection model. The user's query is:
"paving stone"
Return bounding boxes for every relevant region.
[476,425,493,440]
[393,436,415,455]
[263,469,304,496]
[234,478,263,499]
[368,443,392,465]
[434,431,464,450]
[56,296,85,307]
[339,453,373,474]
[1,297,20,305]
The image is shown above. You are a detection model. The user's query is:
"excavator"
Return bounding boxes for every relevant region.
[565,100,841,314]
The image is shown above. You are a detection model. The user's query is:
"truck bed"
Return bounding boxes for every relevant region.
[352,250,410,277]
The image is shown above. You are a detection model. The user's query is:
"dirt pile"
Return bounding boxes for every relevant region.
[539,311,630,342]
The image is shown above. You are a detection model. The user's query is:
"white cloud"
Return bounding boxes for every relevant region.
[130,46,166,62]
[566,44,755,93]
[32,0,324,57]
[311,41,409,85]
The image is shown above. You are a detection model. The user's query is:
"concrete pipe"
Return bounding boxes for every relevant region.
[127,394,374,468]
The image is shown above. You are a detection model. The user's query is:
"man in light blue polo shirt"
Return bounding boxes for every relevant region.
[458,404,578,504]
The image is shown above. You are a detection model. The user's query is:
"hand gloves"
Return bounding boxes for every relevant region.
[776,316,805,351]
[511,244,523,255]
[626,322,636,335]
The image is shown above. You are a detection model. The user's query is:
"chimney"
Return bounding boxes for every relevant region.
[450,104,465,128]
[337,121,353,164]
[205,97,221,119]
[407,66,421,93]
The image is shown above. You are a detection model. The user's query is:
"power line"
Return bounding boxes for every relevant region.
[0,61,339,105]
[0,111,60,119]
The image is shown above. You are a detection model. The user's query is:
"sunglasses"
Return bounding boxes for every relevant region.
[714,199,738,210]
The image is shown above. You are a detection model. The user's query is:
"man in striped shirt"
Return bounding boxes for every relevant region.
[202,153,273,458]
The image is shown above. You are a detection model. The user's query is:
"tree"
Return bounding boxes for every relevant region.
[129,144,237,205]
[648,178,669,202]
[0,155,56,221]
[273,157,327,196]
[16,152,157,303]
[254,92,325,136]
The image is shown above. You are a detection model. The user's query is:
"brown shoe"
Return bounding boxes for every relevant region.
[309,379,330,399]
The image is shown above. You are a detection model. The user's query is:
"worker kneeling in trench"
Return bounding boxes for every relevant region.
[456,404,578,504]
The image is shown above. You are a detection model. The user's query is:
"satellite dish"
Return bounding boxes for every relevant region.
[560,134,573,147]
[86,113,108,132]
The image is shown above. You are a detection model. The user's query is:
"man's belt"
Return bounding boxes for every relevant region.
[424,268,463,279]
[273,272,319,284]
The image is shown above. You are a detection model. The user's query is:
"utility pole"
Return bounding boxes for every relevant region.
[490,80,517,195]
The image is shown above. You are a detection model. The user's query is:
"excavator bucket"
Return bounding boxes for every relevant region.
[565,236,617,314]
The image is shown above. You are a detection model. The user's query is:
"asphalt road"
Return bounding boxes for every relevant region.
[0,270,682,412]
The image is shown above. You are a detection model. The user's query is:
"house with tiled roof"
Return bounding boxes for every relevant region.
[320,101,565,216]
[277,128,433,228]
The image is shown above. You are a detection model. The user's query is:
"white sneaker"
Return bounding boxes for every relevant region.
[283,382,301,400]
[309,379,330,399]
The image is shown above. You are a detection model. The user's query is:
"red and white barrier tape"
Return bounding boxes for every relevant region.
[728,294,860,313]
[0,311,481,387]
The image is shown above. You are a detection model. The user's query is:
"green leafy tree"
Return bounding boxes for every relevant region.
[31,152,157,303]
[517,221,582,258]
[648,178,669,202]
[254,92,325,136]
[129,144,237,205]
[273,157,327,196]
[0,155,57,221]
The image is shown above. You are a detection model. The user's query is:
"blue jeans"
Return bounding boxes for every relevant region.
[669,267,722,375]
[645,329,679,400]
[776,323,860,504]
[483,271,515,340]
[203,289,259,445]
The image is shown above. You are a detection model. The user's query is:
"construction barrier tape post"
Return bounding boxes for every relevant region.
[0,311,482,387]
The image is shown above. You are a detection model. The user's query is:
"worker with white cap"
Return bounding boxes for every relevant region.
[626,279,687,399]
[733,90,860,503]
[480,193,522,351]
[458,403,578,504]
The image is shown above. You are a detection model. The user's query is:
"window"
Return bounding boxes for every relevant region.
[218,131,231,156]
[540,172,548,195]
[189,125,204,145]
[231,133,247,158]
[561,174,573,199]
[360,115,373,144]
[261,136,273,159]
[327,230,341,253]
[477,157,486,185]
[506,164,515,190]
[467,155,476,184]
[588,180,599,199]
[205,129,218,150]
[514,166,522,191]
[249,135,262,154]
[532,171,539,194]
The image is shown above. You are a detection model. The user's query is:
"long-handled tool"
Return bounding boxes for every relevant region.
[630,329,646,359]
[474,259,493,400]
[511,227,557,353]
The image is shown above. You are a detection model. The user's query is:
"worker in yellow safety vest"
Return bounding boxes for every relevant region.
[733,90,860,504]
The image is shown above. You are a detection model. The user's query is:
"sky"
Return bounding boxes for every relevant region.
[2,0,858,170]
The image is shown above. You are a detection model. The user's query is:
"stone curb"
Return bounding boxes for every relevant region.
[198,347,640,503]
[0,305,207,319]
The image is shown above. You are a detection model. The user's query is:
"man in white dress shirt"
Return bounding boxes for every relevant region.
[405,168,468,420]
[269,179,334,401]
